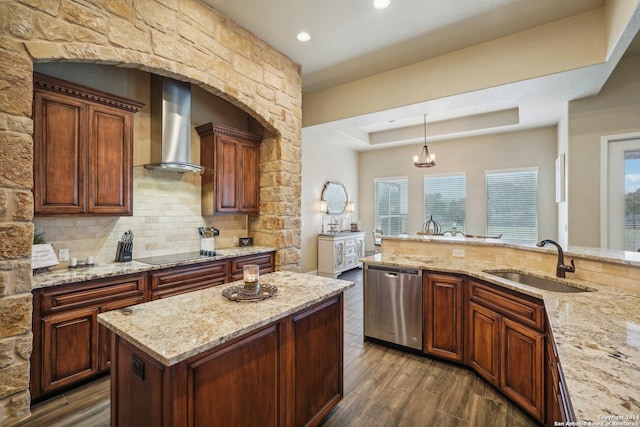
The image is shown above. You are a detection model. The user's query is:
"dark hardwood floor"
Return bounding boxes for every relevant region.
[17,268,538,426]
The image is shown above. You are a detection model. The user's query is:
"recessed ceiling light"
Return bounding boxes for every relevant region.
[373,0,390,9]
[297,32,311,42]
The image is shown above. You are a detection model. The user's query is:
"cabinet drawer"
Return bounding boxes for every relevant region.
[230,252,275,281]
[150,261,228,298]
[345,245,356,256]
[468,280,545,331]
[40,273,147,315]
[344,238,356,247]
[344,255,357,268]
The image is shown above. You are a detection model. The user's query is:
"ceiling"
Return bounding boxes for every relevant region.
[204,0,640,151]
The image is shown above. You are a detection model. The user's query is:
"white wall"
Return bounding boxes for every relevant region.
[301,138,359,272]
[568,55,640,247]
[358,127,558,252]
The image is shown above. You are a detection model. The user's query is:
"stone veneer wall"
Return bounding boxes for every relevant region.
[0,0,302,424]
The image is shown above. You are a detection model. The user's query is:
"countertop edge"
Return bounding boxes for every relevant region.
[32,246,277,289]
[98,272,355,366]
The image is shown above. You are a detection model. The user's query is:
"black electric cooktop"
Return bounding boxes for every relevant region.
[135,252,215,265]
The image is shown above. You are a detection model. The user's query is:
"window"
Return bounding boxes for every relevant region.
[424,174,466,233]
[485,169,538,243]
[374,177,408,236]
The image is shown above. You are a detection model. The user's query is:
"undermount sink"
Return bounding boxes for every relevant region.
[484,270,592,293]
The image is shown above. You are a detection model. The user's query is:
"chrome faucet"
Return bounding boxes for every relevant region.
[536,239,575,278]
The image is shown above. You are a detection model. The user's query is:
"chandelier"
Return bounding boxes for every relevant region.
[413,114,436,168]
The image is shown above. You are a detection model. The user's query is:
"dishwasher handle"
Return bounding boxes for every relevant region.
[366,264,421,276]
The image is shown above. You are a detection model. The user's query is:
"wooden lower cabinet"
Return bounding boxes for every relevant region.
[466,279,546,423]
[110,295,344,427]
[150,260,228,300]
[230,252,276,281]
[292,297,343,426]
[41,308,97,394]
[545,328,575,426]
[31,273,147,400]
[423,273,465,361]
[467,301,500,385]
[98,297,147,372]
[150,253,276,299]
[501,317,545,421]
[31,253,276,401]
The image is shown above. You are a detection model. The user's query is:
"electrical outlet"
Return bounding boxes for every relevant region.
[58,248,69,261]
[452,249,465,258]
[132,355,145,380]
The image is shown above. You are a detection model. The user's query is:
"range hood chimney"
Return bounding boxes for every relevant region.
[144,75,203,174]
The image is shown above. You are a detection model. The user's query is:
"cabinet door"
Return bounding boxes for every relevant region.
[98,296,145,372]
[501,317,545,421]
[33,90,87,215]
[238,141,259,213]
[197,122,261,214]
[292,296,343,426]
[187,323,283,427]
[334,241,345,270]
[467,301,500,385]
[42,308,98,393]
[88,104,133,215]
[356,237,364,260]
[216,134,241,212]
[424,273,464,361]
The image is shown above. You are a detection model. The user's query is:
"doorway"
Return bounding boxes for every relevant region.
[603,134,640,251]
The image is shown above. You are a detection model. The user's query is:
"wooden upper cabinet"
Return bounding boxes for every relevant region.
[33,73,143,216]
[33,90,87,214]
[196,122,261,215]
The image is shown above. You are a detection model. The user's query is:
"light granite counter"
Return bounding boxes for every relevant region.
[362,253,640,423]
[32,246,276,289]
[97,271,354,366]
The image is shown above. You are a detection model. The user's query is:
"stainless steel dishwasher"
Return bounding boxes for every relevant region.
[364,264,423,350]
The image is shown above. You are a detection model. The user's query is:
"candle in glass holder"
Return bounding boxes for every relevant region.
[243,264,260,294]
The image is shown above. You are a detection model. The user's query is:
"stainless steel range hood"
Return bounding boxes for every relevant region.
[144,75,203,174]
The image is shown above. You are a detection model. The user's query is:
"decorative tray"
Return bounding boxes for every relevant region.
[222,283,278,302]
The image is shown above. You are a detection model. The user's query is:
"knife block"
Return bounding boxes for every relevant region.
[115,242,132,262]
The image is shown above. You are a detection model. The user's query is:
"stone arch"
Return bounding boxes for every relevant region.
[14,0,303,265]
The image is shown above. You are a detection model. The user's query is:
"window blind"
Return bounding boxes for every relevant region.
[424,174,466,232]
[374,177,408,236]
[485,169,538,243]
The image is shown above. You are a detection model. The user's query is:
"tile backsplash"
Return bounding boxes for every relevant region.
[33,167,248,266]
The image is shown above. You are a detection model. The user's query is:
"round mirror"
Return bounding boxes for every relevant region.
[321,182,348,215]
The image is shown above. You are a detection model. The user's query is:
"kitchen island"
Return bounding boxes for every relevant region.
[98,271,354,427]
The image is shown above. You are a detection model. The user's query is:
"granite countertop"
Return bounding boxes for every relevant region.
[362,253,640,422]
[382,234,640,267]
[97,271,354,366]
[32,246,277,289]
